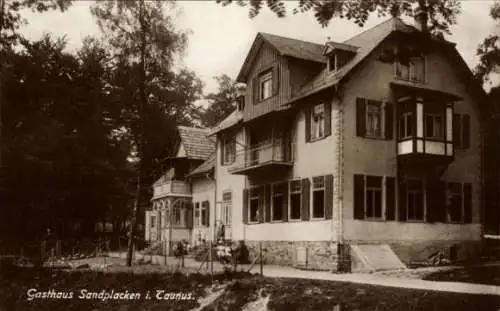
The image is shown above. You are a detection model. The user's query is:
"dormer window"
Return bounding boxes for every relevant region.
[237,97,245,111]
[327,50,353,73]
[328,54,338,72]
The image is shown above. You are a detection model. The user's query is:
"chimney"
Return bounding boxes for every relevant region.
[414,6,428,33]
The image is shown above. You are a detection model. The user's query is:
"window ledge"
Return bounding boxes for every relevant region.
[309,135,328,143]
[405,220,426,223]
[362,218,385,222]
[288,219,302,222]
[363,135,385,141]
[271,220,284,223]
[310,217,326,221]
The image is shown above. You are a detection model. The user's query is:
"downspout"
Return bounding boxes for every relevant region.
[333,84,344,249]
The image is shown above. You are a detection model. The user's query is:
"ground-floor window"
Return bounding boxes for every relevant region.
[194,202,200,226]
[272,183,286,221]
[447,182,463,223]
[249,188,260,223]
[312,176,325,218]
[289,180,302,220]
[150,215,156,228]
[201,201,209,227]
[407,179,425,221]
[366,176,383,219]
[222,191,232,225]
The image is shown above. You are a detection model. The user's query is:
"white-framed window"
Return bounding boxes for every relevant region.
[201,201,209,227]
[222,191,232,225]
[366,100,382,138]
[271,183,286,221]
[447,183,463,223]
[289,180,302,220]
[425,113,444,140]
[194,202,200,227]
[407,179,425,221]
[365,176,383,219]
[328,54,337,72]
[222,135,236,165]
[259,70,273,101]
[398,111,413,139]
[311,103,325,140]
[395,55,426,83]
[248,188,260,223]
[312,176,325,219]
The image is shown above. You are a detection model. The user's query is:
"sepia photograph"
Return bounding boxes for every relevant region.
[0,0,499,310]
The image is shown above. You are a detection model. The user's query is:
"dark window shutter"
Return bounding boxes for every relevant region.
[463,114,470,149]
[253,77,259,104]
[385,177,396,220]
[427,181,446,223]
[258,186,265,223]
[205,201,210,227]
[186,203,193,229]
[324,101,332,137]
[325,174,334,219]
[354,174,365,220]
[242,189,248,224]
[384,102,394,140]
[463,183,472,223]
[305,106,312,142]
[398,180,407,221]
[453,114,461,147]
[301,178,310,221]
[282,182,289,222]
[264,184,271,223]
[272,66,279,96]
[356,98,366,137]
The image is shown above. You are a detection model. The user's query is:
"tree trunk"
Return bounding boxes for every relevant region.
[126,0,148,267]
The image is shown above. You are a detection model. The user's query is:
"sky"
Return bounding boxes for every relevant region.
[19,0,499,98]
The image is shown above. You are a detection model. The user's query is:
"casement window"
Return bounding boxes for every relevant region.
[221,135,236,165]
[424,113,444,140]
[395,55,426,83]
[201,201,209,227]
[305,102,331,142]
[222,191,232,225]
[447,183,463,223]
[312,176,326,219]
[398,111,413,139]
[289,180,302,220]
[406,180,425,221]
[194,202,200,227]
[259,70,273,101]
[453,113,471,149]
[173,207,182,225]
[356,98,393,140]
[311,103,325,140]
[248,188,261,223]
[271,183,286,221]
[353,175,386,220]
[150,215,156,228]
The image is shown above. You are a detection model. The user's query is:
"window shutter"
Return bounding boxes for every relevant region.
[242,189,248,224]
[398,180,407,221]
[353,174,365,220]
[205,201,210,227]
[264,184,271,223]
[258,186,265,223]
[385,177,396,220]
[301,178,310,221]
[282,182,289,222]
[253,77,259,104]
[186,203,193,229]
[356,98,366,137]
[463,114,470,149]
[453,114,461,148]
[324,174,334,219]
[272,66,279,96]
[305,106,312,142]
[324,101,332,137]
[384,102,394,140]
[463,183,472,223]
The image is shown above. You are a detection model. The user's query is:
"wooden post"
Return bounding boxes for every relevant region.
[164,240,167,265]
[209,241,213,281]
[259,242,263,276]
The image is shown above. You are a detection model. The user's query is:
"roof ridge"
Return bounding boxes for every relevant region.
[342,16,398,44]
[259,32,324,47]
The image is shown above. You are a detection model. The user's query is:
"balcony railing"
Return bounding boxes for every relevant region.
[152,180,191,199]
[229,141,294,174]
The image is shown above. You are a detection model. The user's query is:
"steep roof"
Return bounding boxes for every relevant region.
[236,32,326,82]
[177,126,215,160]
[208,110,243,136]
[187,152,216,178]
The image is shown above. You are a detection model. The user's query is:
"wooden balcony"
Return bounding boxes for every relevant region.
[228,141,294,175]
[152,180,191,199]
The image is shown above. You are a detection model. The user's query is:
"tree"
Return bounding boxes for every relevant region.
[198,74,244,127]
[475,1,500,83]
[216,0,461,35]
[91,0,203,266]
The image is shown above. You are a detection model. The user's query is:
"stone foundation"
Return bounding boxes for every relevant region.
[244,240,339,271]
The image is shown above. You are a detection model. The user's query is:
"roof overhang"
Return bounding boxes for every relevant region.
[390,82,463,102]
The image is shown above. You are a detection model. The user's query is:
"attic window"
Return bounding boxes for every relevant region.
[328,54,338,72]
[328,51,351,73]
[237,97,245,111]
[259,70,273,100]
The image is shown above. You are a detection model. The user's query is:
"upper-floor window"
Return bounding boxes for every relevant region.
[356,98,389,139]
[425,113,444,140]
[398,111,413,139]
[395,55,426,83]
[259,70,273,101]
[328,54,337,72]
[453,113,470,149]
[221,135,236,165]
[366,101,382,138]
[311,103,325,140]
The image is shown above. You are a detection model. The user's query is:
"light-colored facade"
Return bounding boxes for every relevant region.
[210,17,488,271]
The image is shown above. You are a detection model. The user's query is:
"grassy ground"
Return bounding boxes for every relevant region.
[1,266,500,311]
[423,264,500,286]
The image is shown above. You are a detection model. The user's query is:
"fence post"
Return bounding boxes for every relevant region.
[259,242,263,276]
[209,241,213,277]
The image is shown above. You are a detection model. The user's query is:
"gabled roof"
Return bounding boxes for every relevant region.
[236,32,326,82]
[177,126,215,160]
[208,109,243,136]
[187,152,216,178]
